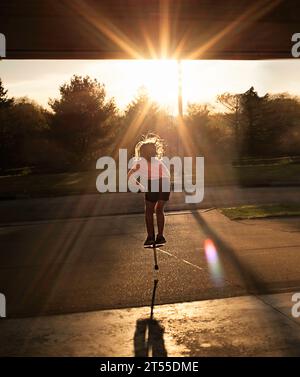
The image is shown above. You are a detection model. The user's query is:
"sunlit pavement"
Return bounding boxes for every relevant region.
[0,209,300,319]
[1,206,300,355]
[1,292,300,356]
[0,210,300,356]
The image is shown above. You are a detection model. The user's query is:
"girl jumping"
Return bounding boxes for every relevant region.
[128,133,171,247]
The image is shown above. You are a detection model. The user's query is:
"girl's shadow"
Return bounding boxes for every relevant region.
[134,316,167,357]
[134,248,167,357]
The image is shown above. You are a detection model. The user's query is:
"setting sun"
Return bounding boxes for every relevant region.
[88,59,179,112]
[86,59,261,114]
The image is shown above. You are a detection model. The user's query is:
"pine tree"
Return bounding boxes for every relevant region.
[0,79,13,108]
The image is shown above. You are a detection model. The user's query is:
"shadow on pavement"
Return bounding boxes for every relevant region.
[134,248,167,357]
[191,209,300,356]
[134,316,167,357]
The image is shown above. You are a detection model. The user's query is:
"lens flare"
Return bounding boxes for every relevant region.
[204,238,224,286]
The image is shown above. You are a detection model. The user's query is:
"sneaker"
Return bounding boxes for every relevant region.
[144,236,155,248]
[155,235,166,246]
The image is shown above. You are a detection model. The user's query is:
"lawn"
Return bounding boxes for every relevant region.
[220,203,300,220]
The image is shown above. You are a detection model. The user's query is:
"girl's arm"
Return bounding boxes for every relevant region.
[160,160,171,178]
[127,166,137,180]
[127,165,146,191]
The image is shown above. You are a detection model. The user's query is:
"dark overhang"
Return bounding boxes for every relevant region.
[1,0,300,60]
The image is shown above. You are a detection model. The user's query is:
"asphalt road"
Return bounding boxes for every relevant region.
[1,186,300,224]
[1,209,300,318]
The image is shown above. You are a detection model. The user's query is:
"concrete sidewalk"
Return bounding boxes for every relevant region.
[0,292,300,356]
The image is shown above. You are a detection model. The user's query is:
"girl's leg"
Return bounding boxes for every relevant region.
[155,200,166,236]
[145,200,156,238]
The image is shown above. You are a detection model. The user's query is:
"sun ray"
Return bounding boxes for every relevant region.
[65,0,144,59]
[187,0,282,60]
[112,96,155,160]
[159,0,171,59]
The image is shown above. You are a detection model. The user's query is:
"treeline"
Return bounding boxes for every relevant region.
[0,76,300,172]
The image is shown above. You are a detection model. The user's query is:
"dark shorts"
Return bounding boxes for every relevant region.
[145,178,171,203]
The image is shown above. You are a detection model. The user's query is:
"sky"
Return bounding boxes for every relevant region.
[0,59,300,114]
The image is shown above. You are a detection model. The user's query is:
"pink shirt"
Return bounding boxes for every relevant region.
[133,158,170,180]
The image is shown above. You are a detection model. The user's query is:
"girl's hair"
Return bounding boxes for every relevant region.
[135,133,166,161]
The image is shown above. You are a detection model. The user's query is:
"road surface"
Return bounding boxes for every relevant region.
[0,186,300,224]
[0,209,299,317]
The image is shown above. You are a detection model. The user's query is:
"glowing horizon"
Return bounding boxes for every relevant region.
[1,59,300,115]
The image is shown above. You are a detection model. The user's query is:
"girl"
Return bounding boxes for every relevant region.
[128,134,171,247]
